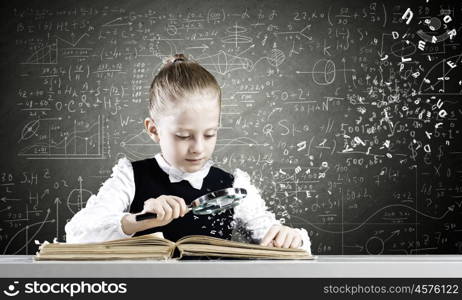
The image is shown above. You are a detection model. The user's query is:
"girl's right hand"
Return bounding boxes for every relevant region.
[137,195,188,228]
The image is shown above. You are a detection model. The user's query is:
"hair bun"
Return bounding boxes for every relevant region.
[163,54,188,65]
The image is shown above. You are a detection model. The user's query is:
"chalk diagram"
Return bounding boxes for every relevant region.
[119,130,160,160]
[213,136,270,170]
[248,48,287,69]
[296,59,336,85]
[1,177,92,254]
[214,136,268,152]
[21,33,89,65]
[267,48,286,67]
[296,58,356,85]
[418,53,462,94]
[221,23,253,48]
[274,24,312,41]
[18,116,105,159]
[390,40,417,58]
[143,41,179,68]
[22,43,58,64]
[195,46,287,75]
[194,23,287,74]
[2,208,54,254]
[101,16,133,27]
[293,203,455,254]
[378,32,418,61]
[66,176,93,215]
[196,50,252,74]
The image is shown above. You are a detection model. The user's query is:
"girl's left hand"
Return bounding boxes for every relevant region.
[260,224,302,249]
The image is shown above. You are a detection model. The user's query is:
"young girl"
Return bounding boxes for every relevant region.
[65,54,311,253]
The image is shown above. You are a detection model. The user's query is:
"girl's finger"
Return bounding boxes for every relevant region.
[282,231,294,248]
[274,228,288,248]
[290,235,302,249]
[260,225,280,246]
[172,197,188,217]
[152,205,165,220]
[161,202,172,221]
[166,197,180,219]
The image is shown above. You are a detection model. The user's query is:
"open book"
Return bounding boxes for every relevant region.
[34,233,312,260]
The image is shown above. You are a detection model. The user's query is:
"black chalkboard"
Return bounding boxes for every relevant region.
[1,0,461,255]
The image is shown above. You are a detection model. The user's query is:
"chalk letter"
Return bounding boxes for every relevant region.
[447,61,457,68]
[402,8,413,25]
[448,29,457,40]
[443,15,452,23]
[401,57,411,62]
[418,40,426,51]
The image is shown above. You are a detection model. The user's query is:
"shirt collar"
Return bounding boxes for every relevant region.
[154,153,214,190]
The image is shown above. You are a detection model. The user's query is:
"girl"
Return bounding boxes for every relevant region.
[65,54,311,253]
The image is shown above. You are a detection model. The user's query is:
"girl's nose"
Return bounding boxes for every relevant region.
[190,136,205,153]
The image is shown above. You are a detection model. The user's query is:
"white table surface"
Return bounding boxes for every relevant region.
[1,255,461,277]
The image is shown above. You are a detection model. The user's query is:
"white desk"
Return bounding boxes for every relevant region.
[1,255,461,277]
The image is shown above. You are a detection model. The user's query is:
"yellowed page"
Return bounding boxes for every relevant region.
[35,233,176,260]
[176,235,312,259]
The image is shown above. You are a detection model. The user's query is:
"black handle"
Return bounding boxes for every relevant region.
[135,212,157,221]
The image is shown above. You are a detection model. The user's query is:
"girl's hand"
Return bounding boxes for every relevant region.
[137,195,188,228]
[260,224,302,249]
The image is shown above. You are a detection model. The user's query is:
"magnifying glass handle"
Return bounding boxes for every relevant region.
[135,207,193,222]
[135,212,157,221]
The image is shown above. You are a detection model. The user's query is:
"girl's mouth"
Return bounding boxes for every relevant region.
[186,158,203,163]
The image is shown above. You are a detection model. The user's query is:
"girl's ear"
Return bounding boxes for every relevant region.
[144,117,160,143]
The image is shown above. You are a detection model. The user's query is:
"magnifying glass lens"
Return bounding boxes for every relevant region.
[191,195,242,215]
[135,188,247,221]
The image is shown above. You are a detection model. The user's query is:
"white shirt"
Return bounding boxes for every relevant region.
[64,155,311,254]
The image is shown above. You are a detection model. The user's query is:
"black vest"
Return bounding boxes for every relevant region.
[129,158,235,242]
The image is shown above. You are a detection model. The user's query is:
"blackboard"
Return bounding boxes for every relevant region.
[1,0,461,255]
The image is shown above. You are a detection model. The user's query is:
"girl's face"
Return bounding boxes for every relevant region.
[145,90,220,173]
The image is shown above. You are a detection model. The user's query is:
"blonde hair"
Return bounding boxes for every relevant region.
[148,54,221,120]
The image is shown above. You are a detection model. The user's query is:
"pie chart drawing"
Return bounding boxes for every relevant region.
[267,49,286,67]
[312,59,336,85]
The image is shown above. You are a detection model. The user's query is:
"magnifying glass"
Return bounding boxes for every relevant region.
[135,188,247,222]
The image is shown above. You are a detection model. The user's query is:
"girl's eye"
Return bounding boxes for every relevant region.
[175,134,216,139]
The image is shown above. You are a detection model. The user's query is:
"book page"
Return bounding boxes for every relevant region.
[175,235,312,259]
[35,233,176,261]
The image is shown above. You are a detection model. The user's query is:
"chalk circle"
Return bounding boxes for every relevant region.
[390,40,416,58]
[365,236,384,254]
[267,49,286,67]
[166,24,177,36]
[242,58,252,70]
[66,189,93,214]
[21,119,40,141]
[216,50,228,74]
[312,59,336,85]
[426,17,442,31]
[221,35,253,44]
[226,24,248,34]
